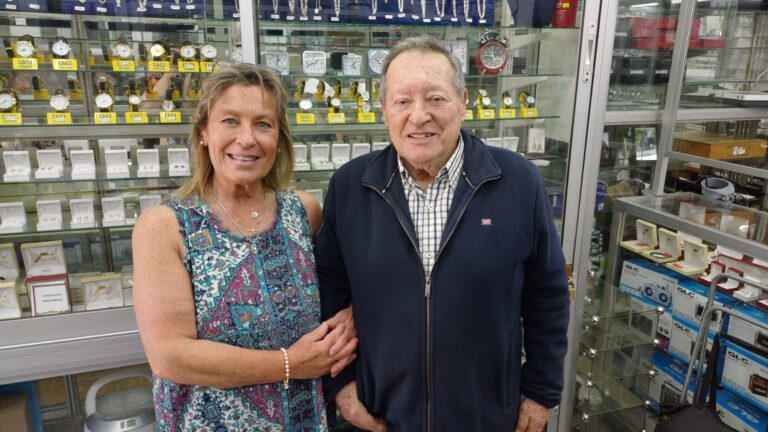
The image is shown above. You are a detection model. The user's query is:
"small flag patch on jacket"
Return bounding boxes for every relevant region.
[481,218,492,226]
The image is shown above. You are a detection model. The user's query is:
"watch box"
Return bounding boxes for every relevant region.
[136,149,160,178]
[639,228,680,264]
[371,141,389,152]
[620,219,658,252]
[70,198,96,229]
[3,151,31,182]
[34,149,64,179]
[36,199,63,231]
[0,280,21,320]
[665,239,709,276]
[293,144,310,172]
[101,196,126,227]
[0,243,19,282]
[310,144,334,170]
[81,273,124,311]
[70,149,96,180]
[139,194,162,214]
[331,143,350,169]
[351,143,370,159]
[21,240,67,277]
[167,148,190,177]
[26,273,71,316]
[673,131,768,161]
[105,149,130,179]
[0,202,27,234]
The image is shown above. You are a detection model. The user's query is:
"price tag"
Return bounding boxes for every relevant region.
[52,58,78,71]
[464,111,474,120]
[12,58,38,70]
[296,113,316,124]
[499,109,516,119]
[94,112,117,124]
[0,113,22,125]
[357,112,376,123]
[520,108,538,118]
[47,112,72,125]
[159,111,182,123]
[477,109,495,120]
[148,61,171,72]
[327,113,346,124]
[178,60,200,73]
[112,59,136,71]
[125,112,149,124]
[200,62,216,73]
[70,90,84,101]
[33,89,49,100]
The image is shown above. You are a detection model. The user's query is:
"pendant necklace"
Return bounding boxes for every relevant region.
[420,0,425,17]
[371,0,377,15]
[138,0,147,10]
[462,0,469,20]
[288,0,295,15]
[314,0,320,14]
[272,0,278,14]
[300,0,307,16]
[476,0,485,19]
[333,0,340,17]
[434,0,445,17]
[212,192,270,236]
[451,0,456,19]
[397,0,403,13]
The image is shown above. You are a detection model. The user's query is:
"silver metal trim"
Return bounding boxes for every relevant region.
[667,150,768,180]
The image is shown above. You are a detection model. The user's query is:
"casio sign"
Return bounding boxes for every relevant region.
[616,32,628,37]
[630,69,645,75]
[727,350,751,365]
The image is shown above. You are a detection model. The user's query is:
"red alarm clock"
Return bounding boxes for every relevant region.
[475,31,508,75]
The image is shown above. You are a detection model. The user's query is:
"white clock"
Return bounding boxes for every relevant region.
[0,91,17,112]
[367,48,389,76]
[49,91,70,112]
[342,53,363,76]
[50,37,71,58]
[95,92,114,111]
[302,50,326,76]
[265,52,289,76]
[200,43,217,61]
[179,43,197,61]
[444,39,468,74]
[114,41,133,60]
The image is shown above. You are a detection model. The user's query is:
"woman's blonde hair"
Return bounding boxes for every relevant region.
[174,63,294,199]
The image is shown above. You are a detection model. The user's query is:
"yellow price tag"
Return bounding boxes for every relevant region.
[520,108,538,118]
[357,112,376,123]
[47,112,72,125]
[93,112,117,124]
[0,113,22,125]
[148,61,171,72]
[178,60,200,73]
[296,113,316,124]
[200,62,216,73]
[499,109,516,119]
[112,59,136,72]
[12,58,38,70]
[33,89,49,100]
[125,112,149,124]
[464,111,474,120]
[52,58,78,71]
[327,113,346,124]
[477,109,496,120]
[159,111,182,123]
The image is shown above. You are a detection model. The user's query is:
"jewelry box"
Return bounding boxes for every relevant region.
[485,138,502,147]
[699,260,726,287]
[35,149,64,179]
[0,243,20,282]
[0,281,21,320]
[293,144,310,172]
[167,148,190,177]
[36,199,63,231]
[81,273,124,311]
[665,239,709,276]
[372,141,389,152]
[105,149,130,179]
[70,198,96,229]
[3,150,32,182]
[26,273,71,316]
[136,148,160,178]
[21,240,67,277]
[0,202,27,234]
[351,143,371,159]
[310,144,333,170]
[503,137,520,152]
[139,194,162,214]
[70,149,96,180]
[639,228,680,264]
[716,266,743,295]
[620,219,658,252]
[331,143,350,169]
[101,196,126,227]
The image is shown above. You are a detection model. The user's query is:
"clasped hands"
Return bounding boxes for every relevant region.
[285,306,358,379]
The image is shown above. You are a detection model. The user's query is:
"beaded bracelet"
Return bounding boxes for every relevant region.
[280,347,290,390]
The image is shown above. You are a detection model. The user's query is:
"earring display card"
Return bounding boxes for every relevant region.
[36,199,63,231]
[139,194,162,214]
[621,219,658,252]
[734,275,765,302]
[310,144,333,170]
[0,244,19,282]
[720,212,752,239]
[101,196,126,227]
[26,273,71,316]
[35,149,64,179]
[21,240,67,277]
[665,239,709,276]
[331,143,350,168]
[136,149,160,178]
[168,148,190,177]
[640,228,680,264]
[294,144,310,171]
[0,282,21,320]
[82,273,124,311]
[527,128,546,154]
[70,150,96,180]
[70,198,96,229]
[351,143,370,159]
[3,151,32,182]
[0,202,27,234]
[105,149,130,179]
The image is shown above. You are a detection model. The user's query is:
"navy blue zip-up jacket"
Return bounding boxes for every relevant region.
[316,130,570,431]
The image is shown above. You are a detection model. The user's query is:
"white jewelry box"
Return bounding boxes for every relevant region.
[310,144,334,170]
[70,150,96,180]
[331,143,351,169]
[36,199,63,232]
[0,202,27,234]
[639,228,681,264]
[139,194,162,214]
[372,141,389,152]
[665,239,709,276]
[136,149,160,178]
[21,240,67,277]
[294,144,310,172]
[167,148,190,177]
[351,143,371,159]
[70,198,96,229]
[101,196,126,227]
[620,219,658,252]
[81,273,124,311]
[105,149,130,179]
[3,151,31,182]
[35,149,64,179]
[0,281,21,320]
[485,137,503,147]
[503,137,520,152]
[0,243,19,282]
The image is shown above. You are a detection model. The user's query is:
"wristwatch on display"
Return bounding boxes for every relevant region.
[501,91,514,109]
[342,53,362,76]
[367,48,389,76]
[478,89,491,108]
[162,88,175,112]
[2,39,13,59]
[349,80,359,98]
[94,80,114,112]
[32,75,45,93]
[200,43,217,61]
[138,44,148,63]
[148,41,168,61]
[302,50,326,76]
[0,89,18,113]
[101,43,112,62]
[328,96,342,113]
[518,90,536,108]
[114,39,133,60]
[333,79,342,97]
[360,97,372,113]
[49,89,70,112]
[299,97,313,111]
[179,41,197,61]
[13,35,36,58]
[475,31,508,76]
[265,52,289,76]
[49,36,72,59]
[127,80,141,112]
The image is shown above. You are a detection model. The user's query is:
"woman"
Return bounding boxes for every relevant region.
[132,63,356,431]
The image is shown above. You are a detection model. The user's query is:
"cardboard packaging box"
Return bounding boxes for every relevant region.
[0,392,31,432]
[674,131,767,161]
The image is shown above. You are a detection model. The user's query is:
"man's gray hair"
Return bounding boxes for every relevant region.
[378,35,466,102]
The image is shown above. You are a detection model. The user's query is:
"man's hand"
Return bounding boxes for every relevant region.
[335,381,388,432]
[514,399,551,432]
[325,306,357,377]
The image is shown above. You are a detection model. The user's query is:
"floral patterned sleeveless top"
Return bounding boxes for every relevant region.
[154,191,328,432]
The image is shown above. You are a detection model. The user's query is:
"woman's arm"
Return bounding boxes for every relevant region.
[295,189,322,235]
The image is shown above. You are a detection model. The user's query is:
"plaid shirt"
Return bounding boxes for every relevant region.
[398,137,464,275]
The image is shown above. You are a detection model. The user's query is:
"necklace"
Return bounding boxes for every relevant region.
[138,0,147,10]
[235,0,239,13]
[434,0,445,17]
[421,0,425,17]
[272,0,278,13]
[288,0,295,15]
[397,0,403,13]
[451,0,456,19]
[462,0,469,20]
[371,0,377,14]
[212,191,271,236]
[333,0,340,17]
[313,0,320,14]
[476,0,485,19]
[299,0,307,16]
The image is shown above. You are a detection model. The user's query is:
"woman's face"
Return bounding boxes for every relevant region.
[200,84,280,190]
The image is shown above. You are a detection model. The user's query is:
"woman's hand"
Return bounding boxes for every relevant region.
[287,314,358,380]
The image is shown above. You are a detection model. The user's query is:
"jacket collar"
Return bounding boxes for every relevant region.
[361,129,502,192]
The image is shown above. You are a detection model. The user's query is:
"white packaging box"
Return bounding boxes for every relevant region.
[648,351,693,413]
[70,150,96,180]
[3,150,31,182]
[0,281,21,320]
[36,199,63,231]
[619,258,683,308]
[673,279,736,332]
[167,148,190,177]
[82,273,124,311]
[70,198,95,229]
[669,314,716,366]
[293,144,310,171]
[351,143,370,159]
[371,142,389,152]
[657,311,674,353]
[310,144,333,170]
[101,196,126,227]
[722,343,768,412]
[503,137,519,152]
[35,149,64,179]
[331,143,350,169]
[20,240,67,277]
[716,388,768,432]
[0,243,19,282]
[105,149,130,179]
[136,149,160,178]
[0,202,27,234]
[729,304,768,353]
[485,137,502,147]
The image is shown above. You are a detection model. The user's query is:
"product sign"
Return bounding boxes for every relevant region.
[52,59,78,71]
[12,58,38,70]
[159,111,182,123]
[112,59,136,72]
[46,112,72,125]
[296,113,315,124]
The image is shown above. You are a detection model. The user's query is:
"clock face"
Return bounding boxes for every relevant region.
[115,43,133,60]
[330,97,341,108]
[128,94,142,105]
[149,43,166,59]
[302,50,326,76]
[15,41,35,58]
[481,96,491,107]
[265,52,289,76]
[162,100,175,112]
[51,39,71,57]
[180,44,196,60]
[444,40,468,74]
[299,98,313,110]
[95,92,114,109]
[367,49,389,75]
[50,93,69,111]
[0,93,17,111]
[342,53,362,76]
[503,96,513,106]
[361,101,372,113]
[200,44,217,60]
[476,40,508,75]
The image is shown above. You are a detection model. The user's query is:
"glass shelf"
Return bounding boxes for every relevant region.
[258,21,581,31]
[577,347,653,385]
[579,314,655,354]
[0,10,236,26]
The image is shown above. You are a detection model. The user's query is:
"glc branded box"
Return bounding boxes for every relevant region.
[722,343,768,412]
[648,350,694,413]
[716,388,768,432]
[620,258,684,308]
[669,314,718,367]
[729,304,768,353]
[673,278,736,332]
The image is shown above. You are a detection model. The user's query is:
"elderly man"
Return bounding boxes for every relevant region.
[316,35,570,432]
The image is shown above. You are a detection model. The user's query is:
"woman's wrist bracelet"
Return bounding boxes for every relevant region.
[280,347,290,390]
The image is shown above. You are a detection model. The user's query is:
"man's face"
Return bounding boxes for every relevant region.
[381,50,467,172]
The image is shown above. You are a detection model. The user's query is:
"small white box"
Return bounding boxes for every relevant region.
[70,150,96,180]
[0,243,19,282]
[20,240,67,277]
[639,228,681,264]
[672,279,735,332]
[294,144,310,172]
[619,258,683,307]
[34,149,64,179]
[36,199,63,231]
[82,273,124,311]
[105,149,130,179]
[502,136,519,152]
[70,198,95,229]
[310,144,334,170]
[648,351,693,413]
[331,143,350,169]
[669,314,716,365]
[372,142,389,152]
[485,137,502,148]
[729,304,768,353]
[3,151,31,182]
[101,196,126,227]
[0,281,21,320]
[666,239,709,276]
[136,149,160,178]
[351,143,371,159]
[167,148,190,177]
[717,389,768,432]
[139,194,162,214]
[0,202,27,234]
